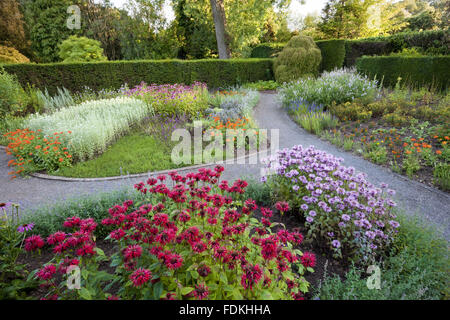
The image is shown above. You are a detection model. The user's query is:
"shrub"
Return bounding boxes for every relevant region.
[250,43,286,58]
[329,102,373,122]
[316,40,346,72]
[26,97,152,162]
[273,36,322,83]
[3,59,274,95]
[356,56,450,90]
[0,45,30,64]
[25,167,315,300]
[263,145,400,265]
[278,68,380,108]
[0,68,28,117]
[58,36,107,63]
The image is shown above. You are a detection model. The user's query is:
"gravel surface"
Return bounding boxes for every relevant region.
[1,93,449,240]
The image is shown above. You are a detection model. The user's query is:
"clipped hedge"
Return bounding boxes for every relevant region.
[345,30,450,66]
[316,39,346,72]
[356,56,450,90]
[2,59,274,93]
[250,43,286,58]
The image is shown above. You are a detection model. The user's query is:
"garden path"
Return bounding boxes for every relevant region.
[1,93,449,240]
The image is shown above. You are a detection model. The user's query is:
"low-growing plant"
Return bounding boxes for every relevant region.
[263,145,400,265]
[26,97,152,162]
[433,163,450,191]
[402,153,421,178]
[0,202,38,299]
[4,128,73,176]
[242,81,280,91]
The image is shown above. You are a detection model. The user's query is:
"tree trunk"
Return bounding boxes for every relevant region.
[210,0,230,59]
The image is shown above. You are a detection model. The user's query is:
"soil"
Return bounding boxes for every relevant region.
[322,119,448,192]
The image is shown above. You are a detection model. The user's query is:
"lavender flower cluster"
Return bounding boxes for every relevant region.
[263,145,400,263]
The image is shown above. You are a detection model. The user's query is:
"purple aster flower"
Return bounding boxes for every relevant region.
[306,216,314,223]
[300,204,308,211]
[341,214,350,221]
[309,210,317,217]
[332,240,341,248]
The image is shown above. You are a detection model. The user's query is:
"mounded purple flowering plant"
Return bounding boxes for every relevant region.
[262,145,400,264]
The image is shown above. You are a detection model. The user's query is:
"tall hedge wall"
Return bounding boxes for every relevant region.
[356,56,450,90]
[316,39,346,71]
[2,59,275,93]
[345,30,449,67]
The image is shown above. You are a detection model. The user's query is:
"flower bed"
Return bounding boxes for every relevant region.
[263,145,400,265]
[8,167,315,300]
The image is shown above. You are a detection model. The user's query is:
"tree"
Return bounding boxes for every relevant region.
[78,0,123,60]
[22,0,81,62]
[58,35,107,62]
[210,0,230,59]
[0,0,28,53]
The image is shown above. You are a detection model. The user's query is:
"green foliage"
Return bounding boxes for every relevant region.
[0,116,25,146]
[295,111,338,135]
[242,80,280,91]
[23,0,80,62]
[20,189,145,239]
[273,36,322,83]
[329,101,373,122]
[250,42,286,58]
[356,56,450,90]
[0,45,30,64]
[316,40,346,72]
[3,59,274,94]
[0,68,28,117]
[0,203,38,299]
[316,213,449,300]
[58,36,107,63]
[36,87,75,114]
[344,30,450,66]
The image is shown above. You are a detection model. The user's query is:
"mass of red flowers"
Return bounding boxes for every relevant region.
[27,165,315,300]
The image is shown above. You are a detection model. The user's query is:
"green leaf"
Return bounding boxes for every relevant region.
[261,290,274,300]
[153,282,163,299]
[219,273,228,284]
[181,287,194,295]
[307,267,315,273]
[79,287,92,300]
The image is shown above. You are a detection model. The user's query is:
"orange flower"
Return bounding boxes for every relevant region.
[59,158,64,162]
[436,150,442,155]
[35,145,41,150]
[405,150,412,155]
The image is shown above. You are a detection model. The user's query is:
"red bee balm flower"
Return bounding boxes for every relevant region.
[24,235,45,252]
[300,252,316,268]
[130,268,152,287]
[193,283,209,300]
[275,201,290,213]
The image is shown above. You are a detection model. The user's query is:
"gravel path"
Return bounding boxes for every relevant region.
[1,93,449,239]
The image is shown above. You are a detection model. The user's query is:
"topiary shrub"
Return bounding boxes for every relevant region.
[58,36,107,63]
[0,45,30,64]
[273,36,322,84]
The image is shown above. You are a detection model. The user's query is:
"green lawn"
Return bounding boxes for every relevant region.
[52,132,186,178]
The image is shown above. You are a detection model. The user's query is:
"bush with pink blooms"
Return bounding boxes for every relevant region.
[263,145,401,264]
[24,166,315,300]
